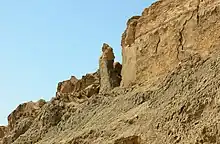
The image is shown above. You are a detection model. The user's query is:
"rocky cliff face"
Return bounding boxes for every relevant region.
[1,100,46,143]
[121,0,220,88]
[2,0,220,143]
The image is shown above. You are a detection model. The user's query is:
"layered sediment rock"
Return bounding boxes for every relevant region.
[2,0,220,143]
[121,16,140,87]
[121,0,220,87]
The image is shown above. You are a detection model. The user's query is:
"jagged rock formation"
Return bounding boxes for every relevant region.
[1,0,220,143]
[2,100,46,143]
[0,47,121,143]
[57,72,100,101]
[0,127,6,139]
[99,43,122,93]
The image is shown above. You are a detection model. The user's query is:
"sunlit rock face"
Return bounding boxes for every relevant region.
[57,72,100,99]
[121,0,220,87]
[1,100,46,143]
[99,43,122,93]
[3,0,220,143]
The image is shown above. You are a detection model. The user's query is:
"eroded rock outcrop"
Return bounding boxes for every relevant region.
[57,76,78,94]
[121,0,220,87]
[122,16,141,48]
[0,126,6,144]
[121,16,140,87]
[7,100,46,132]
[99,43,122,93]
[0,126,6,139]
[2,100,46,143]
[2,0,220,144]
[57,71,100,101]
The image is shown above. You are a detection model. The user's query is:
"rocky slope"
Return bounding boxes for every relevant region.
[1,0,220,143]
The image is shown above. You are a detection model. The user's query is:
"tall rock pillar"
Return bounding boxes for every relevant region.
[99,43,121,93]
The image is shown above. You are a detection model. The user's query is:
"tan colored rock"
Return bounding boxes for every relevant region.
[114,136,141,144]
[55,72,100,107]
[121,0,220,87]
[122,16,141,48]
[57,76,78,93]
[120,16,140,87]
[0,126,6,139]
[8,101,45,131]
[3,0,220,144]
[76,72,100,92]
[99,43,122,93]
[57,73,99,95]
[56,72,100,103]
[3,100,46,143]
[101,43,115,60]
[81,84,100,98]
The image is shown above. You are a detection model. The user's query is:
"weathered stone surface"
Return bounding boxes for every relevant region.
[57,72,99,95]
[57,76,78,93]
[114,136,141,144]
[121,0,220,87]
[3,0,220,144]
[0,126,6,139]
[122,16,141,48]
[7,101,46,132]
[121,16,140,87]
[113,62,122,87]
[56,72,100,102]
[1,100,46,143]
[99,43,122,93]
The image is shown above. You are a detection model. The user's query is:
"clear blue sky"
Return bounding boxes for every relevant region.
[0,0,156,125]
